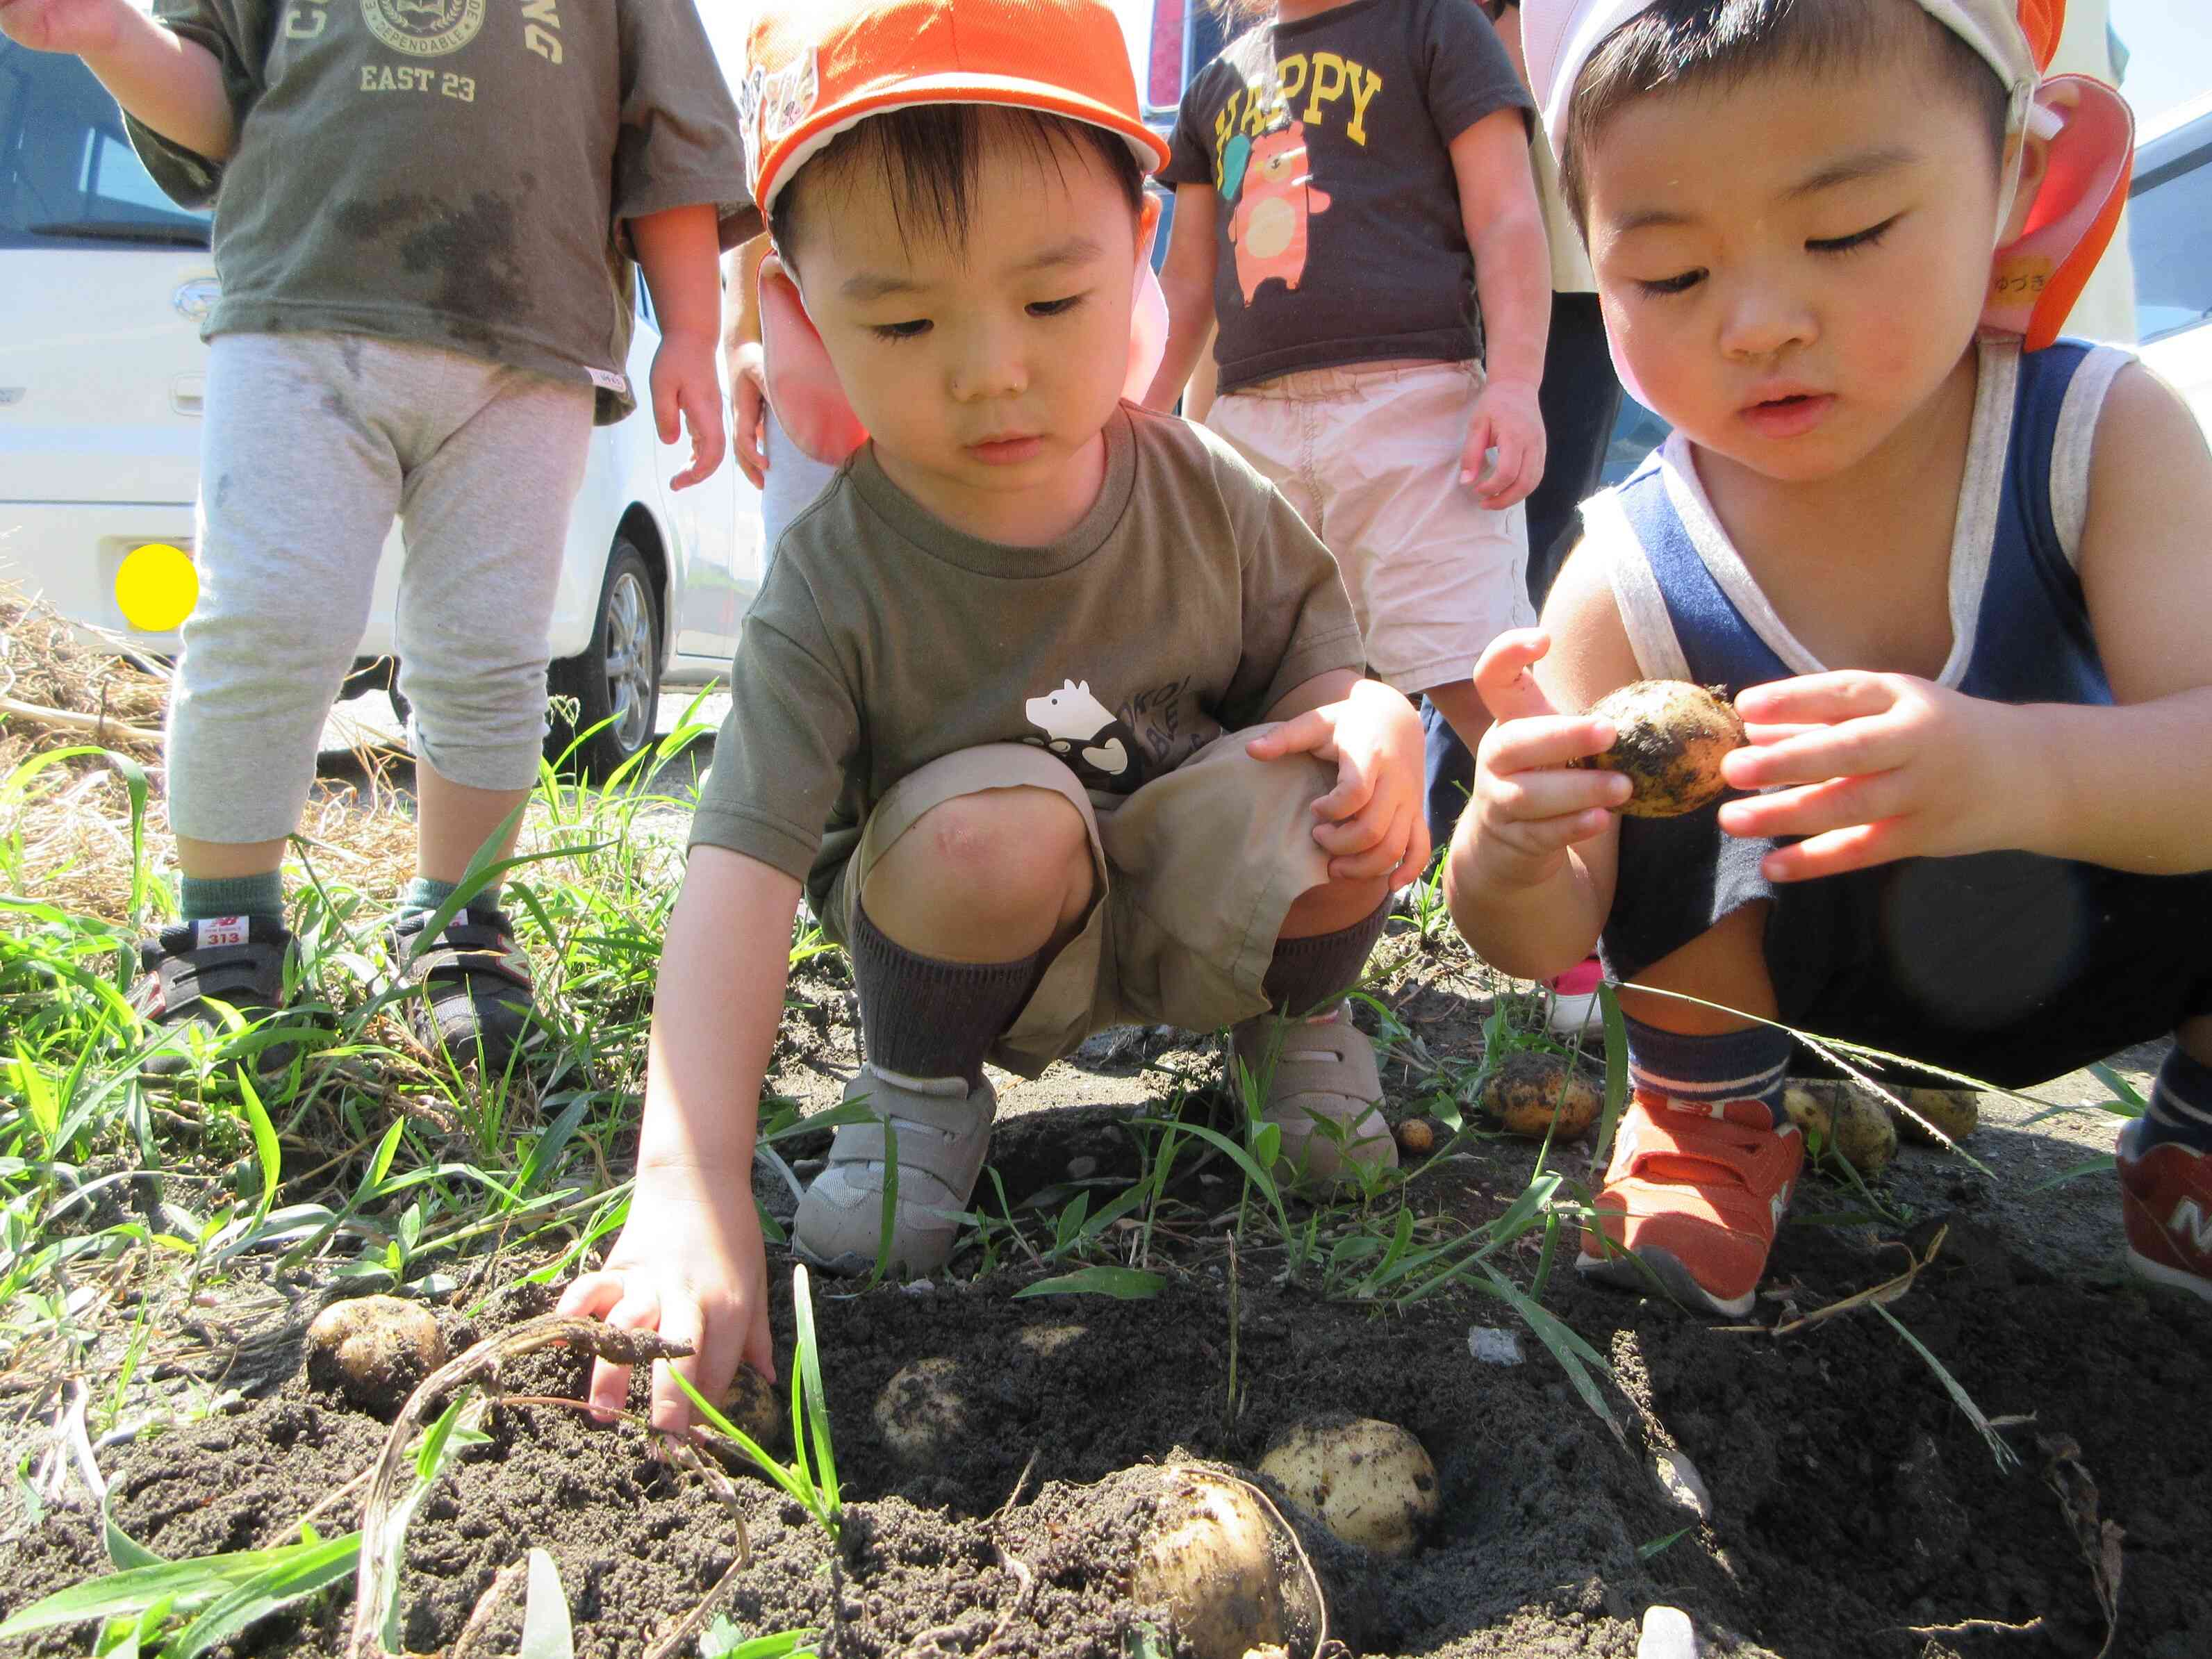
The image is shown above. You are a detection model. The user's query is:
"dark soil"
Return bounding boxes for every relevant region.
[3,946,2207,1659]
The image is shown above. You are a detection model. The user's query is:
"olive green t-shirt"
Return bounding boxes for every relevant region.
[688,404,1365,915]
[127,0,757,423]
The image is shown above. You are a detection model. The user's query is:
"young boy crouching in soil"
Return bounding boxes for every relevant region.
[1452,0,2212,1316]
[561,0,1429,1425]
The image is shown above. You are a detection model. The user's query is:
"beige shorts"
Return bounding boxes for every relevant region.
[821,735,1335,1079]
[1207,361,1534,695]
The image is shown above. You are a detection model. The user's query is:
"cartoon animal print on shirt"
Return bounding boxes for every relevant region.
[1228,122,1331,305]
[1023,680,1146,791]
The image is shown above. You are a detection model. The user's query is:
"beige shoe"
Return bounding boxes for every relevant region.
[1230,1005,1397,1187]
[793,1066,996,1278]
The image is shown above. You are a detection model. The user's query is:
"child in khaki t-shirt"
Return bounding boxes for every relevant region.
[558,0,1430,1429]
[0,0,750,1075]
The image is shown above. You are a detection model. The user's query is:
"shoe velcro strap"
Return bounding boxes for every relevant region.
[827,1082,993,1188]
[160,944,286,1014]
[1616,1113,1767,1189]
[404,927,532,993]
[1236,1015,1385,1121]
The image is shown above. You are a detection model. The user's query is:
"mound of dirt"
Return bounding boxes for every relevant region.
[4,1185,2206,1659]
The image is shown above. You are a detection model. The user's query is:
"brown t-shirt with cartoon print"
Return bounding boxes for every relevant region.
[688,404,1365,917]
[127,0,756,422]
[1160,0,1531,393]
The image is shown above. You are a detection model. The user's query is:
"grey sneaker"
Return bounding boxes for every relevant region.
[793,1066,996,1278]
[1230,1004,1397,1187]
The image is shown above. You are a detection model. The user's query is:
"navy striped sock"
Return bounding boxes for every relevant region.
[2140,1047,2212,1152]
[1624,1014,1790,1130]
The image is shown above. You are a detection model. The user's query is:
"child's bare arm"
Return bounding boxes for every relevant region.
[1447,108,1549,507]
[1144,183,1221,413]
[1,0,234,160]
[632,202,728,490]
[559,846,801,1430]
[1721,365,2212,880]
[1447,547,1637,977]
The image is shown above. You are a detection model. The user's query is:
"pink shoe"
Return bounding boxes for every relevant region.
[1543,956,1606,1039]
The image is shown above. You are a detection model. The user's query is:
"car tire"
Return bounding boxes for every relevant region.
[545,537,661,779]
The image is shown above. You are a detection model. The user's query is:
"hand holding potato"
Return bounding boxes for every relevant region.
[1460,630,1631,895]
[1718,671,2031,881]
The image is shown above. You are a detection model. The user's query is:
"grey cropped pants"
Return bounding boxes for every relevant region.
[167,331,593,844]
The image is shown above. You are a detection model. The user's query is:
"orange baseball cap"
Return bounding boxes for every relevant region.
[741,0,1174,223]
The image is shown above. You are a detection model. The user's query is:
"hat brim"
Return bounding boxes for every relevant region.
[758,73,1172,219]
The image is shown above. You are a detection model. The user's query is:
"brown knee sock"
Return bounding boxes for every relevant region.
[1262,901,1389,1018]
[850,902,1043,1088]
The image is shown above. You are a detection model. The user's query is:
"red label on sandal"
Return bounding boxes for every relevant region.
[195,917,249,949]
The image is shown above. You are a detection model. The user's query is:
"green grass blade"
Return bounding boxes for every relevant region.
[1871,1303,2017,1472]
[1012,1266,1165,1301]
[792,1264,840,1523]
[1478,1264,1619,1433]
[160,1533,361,1659]
[668,1371,818,1519]
[0,1537,354,1636]
[1594,982,1628,1173]
[517,1548,575,1659]
[234,1070,282,1225]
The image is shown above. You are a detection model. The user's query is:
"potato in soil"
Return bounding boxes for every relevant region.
[1132,1464,1297,1659]
[1575,679,1747,817]
[305,1295,447,1410]
[1781,1081,1897,1174]
[1896,1087,1979,1146]
[1483,1050,1602,1140]
[1258,1418,1438,1558]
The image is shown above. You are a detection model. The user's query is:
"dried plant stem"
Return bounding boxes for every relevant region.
[345,1314,690,1659]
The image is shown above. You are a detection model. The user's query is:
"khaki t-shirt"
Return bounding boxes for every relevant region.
[689,404,1365,915]
[128,0,757,422]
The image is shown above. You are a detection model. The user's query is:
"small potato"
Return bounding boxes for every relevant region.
[1132,1465,1291,1659]
[1483,1051,1601,1141]
[1781,1082,1897,1174]
[305,1295,446,1409]
[1394,1119,1436,1157]
[723,1363,788,1453]
[1573,680,1747,818]
[1257,1419,1438,1558]
[1895,1087,1979,1147]
[873,1356,966,1467]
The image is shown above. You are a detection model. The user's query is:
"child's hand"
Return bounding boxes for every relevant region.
[556,1175,774,1433]
[1462,629,1629,892]
[1718,671,2026,880]
[650,327,728,491]
[0,0,126,54]
[725,338,770,491]
[1460,376,1546,509]
[1248,679,1430,886]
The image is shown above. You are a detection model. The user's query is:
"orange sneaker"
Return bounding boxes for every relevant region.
[1578,1090,1803,1317]
[2116,1120,2212,1304]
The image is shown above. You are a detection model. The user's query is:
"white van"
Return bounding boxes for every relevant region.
[0,37,767,775]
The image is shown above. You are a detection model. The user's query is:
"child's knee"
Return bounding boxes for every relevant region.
[879,786,1093,916]
[1282,870,1392,938]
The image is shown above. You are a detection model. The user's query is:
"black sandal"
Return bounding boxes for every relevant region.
[390,904,540,1072]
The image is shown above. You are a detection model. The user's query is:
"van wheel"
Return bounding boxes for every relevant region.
[546,538,660,778]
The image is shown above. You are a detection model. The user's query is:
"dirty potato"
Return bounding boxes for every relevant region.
[304,1295,447,1409]
[1574,680,1747,818]
[1895,1087,1979,1146]
[1257,1419,1438,1558]
[1781,1082,1897,1174]
[723,1362,788,1453]
[873,1356,967,1467]
[1132,1465,1291,1659]
[1394,1118,1437,1157]
[1483,1051,1602,1141]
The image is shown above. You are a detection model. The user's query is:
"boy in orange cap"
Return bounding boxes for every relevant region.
[561,0,1430,1425]
[1451,0,2212,1315]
